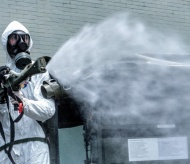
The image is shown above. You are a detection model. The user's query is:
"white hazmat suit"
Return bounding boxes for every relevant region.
[0,21,55,164]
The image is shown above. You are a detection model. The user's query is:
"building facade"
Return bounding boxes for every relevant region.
[0,1,190,164]
[0,0,190,65]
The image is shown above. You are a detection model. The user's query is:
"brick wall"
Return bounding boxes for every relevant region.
[0,0,189,65]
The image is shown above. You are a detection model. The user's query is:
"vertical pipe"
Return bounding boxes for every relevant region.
[47,102,60,164]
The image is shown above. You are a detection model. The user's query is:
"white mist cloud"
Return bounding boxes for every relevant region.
[47,13,190,126]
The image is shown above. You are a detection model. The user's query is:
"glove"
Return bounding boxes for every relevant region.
[0,95,6,104]
[0,66,10,87]
[0,66,10,104]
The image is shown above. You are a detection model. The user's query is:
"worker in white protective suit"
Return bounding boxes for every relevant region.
[0,21,55,164]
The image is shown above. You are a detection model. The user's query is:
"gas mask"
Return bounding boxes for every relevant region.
[7,30,32,70]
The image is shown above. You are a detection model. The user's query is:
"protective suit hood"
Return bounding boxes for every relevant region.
[1,21,33,69]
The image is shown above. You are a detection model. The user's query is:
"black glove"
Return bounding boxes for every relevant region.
[0,66,10,104]
[0,66,10,86]
[0,95,6,104]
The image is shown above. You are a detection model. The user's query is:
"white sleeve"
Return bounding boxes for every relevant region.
[22,71,56,122]
[23,98,55,122]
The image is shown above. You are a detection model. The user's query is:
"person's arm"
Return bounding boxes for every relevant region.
[22,71,56,122]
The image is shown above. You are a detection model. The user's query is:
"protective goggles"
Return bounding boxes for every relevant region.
[8,33,30,46]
